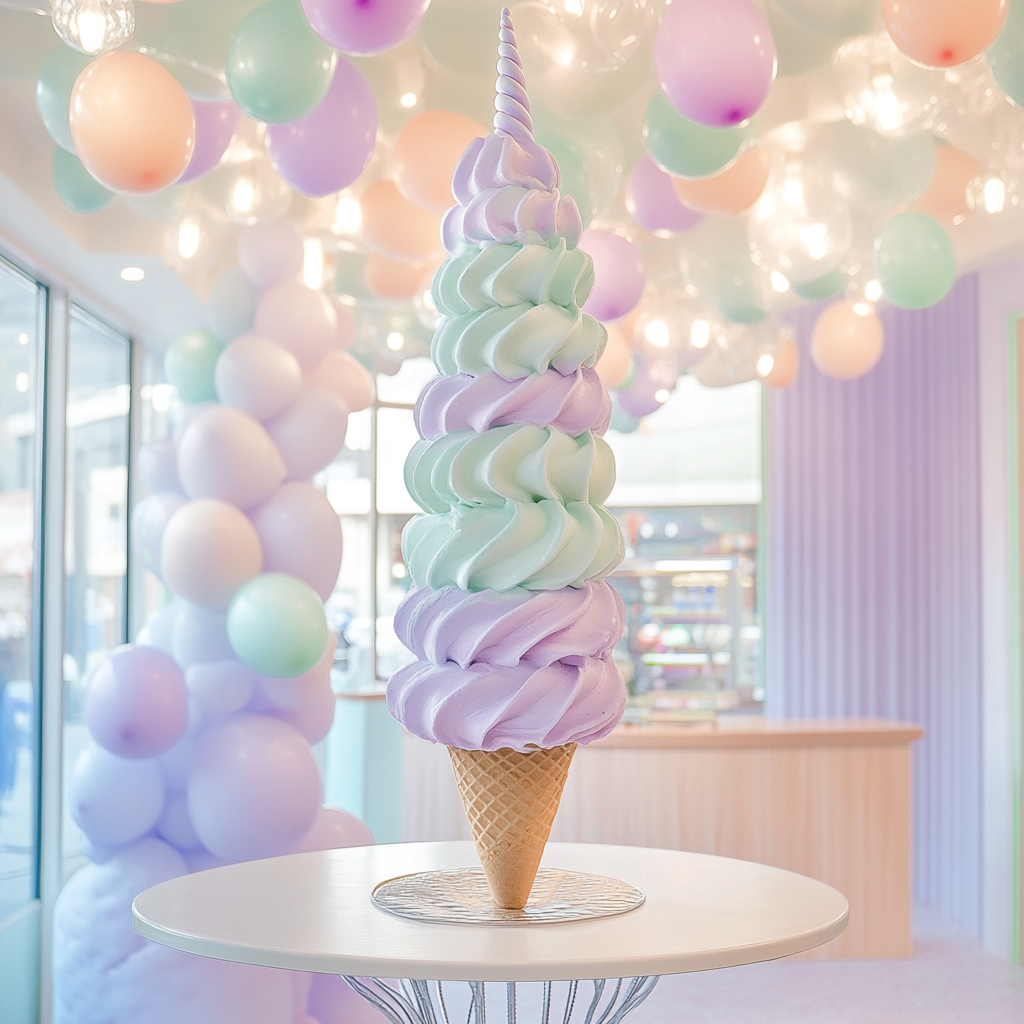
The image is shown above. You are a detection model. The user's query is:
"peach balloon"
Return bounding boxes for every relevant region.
[762,336,799,389]
[69,52,195,194]
[881,0,1006,68]
[360,181,443,263]
[307,349,375,412]
[908,145,978,226]
[595,322,632,389]
[393,111,488,214]
[364,254,429,302]
[810,302,884,380]
[670,148,770,217]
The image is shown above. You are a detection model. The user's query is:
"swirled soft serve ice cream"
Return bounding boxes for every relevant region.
[387,7,627,909]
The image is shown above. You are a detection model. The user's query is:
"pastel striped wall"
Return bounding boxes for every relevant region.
[764,275,984,933]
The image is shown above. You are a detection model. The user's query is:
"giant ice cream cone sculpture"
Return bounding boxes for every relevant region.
[387,8,627,910]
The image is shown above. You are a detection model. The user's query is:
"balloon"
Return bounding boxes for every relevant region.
[265,58,377,198]
[84,645,187,759]
[536,132,593,228]
[207,266,256,343]
[159,733,197,794]
[187,714,321,861]
[810,302,884,379]
[132,492,186,580]
[874,212,957,310]
[908,144,979,226]
[36,47,93,153]
[176,99,240,185]
[642,91,749,180]
[259,632,335,711]
[632,293,718,370]
[364,254,430,301]
[882,0,1006,68]
[359,180,443,263]
[254,280,337,372]
[238,220,304,290]
[69,52,195,194]
[250,482,342,600]
[392,111,488,214]
[775,0,875,36]
[625,154,703,236]
[684,218,771,324]
[579,230,646,322]
[227,573,328,677]
[186,660,256,717]
[176,405,285,508]
[301,0,427,53]
[653,0,776,128]
[266,388,349,480]
[990,0,1024,107]
[766,2,844,76]
[69,745,165,847]
[792,268,849,301]
[595,322,632,389]
[164,329,222,404]
[618,357,677,418]
[762,334,800,388]
[226,0,338,123]
[161,499,263,608]
[157,793,203,851]
[307,348,375,412]
[272,682,335,744]
[670,146,770,217]
[172,604,236,668]
[136,603,178,654]
[51,149,115,215]
[294,806,374,852]
[216,333,303,421]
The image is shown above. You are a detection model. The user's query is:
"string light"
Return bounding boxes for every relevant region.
[756,353,775,378]
[50,0,134,56]
[177,216,202,261]
[303,238,324,290]
[386,331,404,351]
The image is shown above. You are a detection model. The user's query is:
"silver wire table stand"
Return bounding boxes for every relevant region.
[342,976,661,1024]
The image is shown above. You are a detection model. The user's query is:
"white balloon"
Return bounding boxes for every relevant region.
[216,333,303,421]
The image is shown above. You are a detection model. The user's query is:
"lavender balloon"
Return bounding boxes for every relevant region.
[653,0,777,128]
[177,100,241,186]
[580,230,646,322]
[625,154,704,237]
[618,357,676,419]
[265,58,377,198]
[300,0,428,55]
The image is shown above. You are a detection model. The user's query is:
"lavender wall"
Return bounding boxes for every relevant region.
[764,275,985,933]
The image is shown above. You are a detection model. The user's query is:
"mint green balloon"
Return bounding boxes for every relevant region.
[989,0,1024,108]
[52,149,114,215]
[37,47,92,153]
[792,268,848,301]
[227,0,337,123]
[537,132,593,228]
[164,330,222,404]
[874,213,957,311]
[642,91,749,180]
[228,573,328,678]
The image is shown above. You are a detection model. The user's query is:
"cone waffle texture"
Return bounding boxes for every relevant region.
[448,743,576,909]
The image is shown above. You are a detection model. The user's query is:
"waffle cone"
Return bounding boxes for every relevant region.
[448,743,576,910]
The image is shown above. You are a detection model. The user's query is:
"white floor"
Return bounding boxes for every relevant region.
[638,907,1024,1024]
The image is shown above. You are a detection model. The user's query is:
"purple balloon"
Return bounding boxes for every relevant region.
[580,230,646,323]
[625,154,704,236]
[300,0,428,55]
[176,100,241,186]
[294,806,374,853]
[84,644,188,760]
[265,58,377,198]
[653,0,777,128]
[618,357,678,418]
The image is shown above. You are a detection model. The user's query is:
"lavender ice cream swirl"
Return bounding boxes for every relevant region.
[387,8,627,752]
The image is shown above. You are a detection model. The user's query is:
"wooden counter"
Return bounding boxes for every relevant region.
[402,717,923,959]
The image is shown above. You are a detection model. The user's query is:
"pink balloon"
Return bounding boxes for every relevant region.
[294,806,374,853]
[626,154,704,236]
[307,349,374,411]
[653,0,777,128]
[266,388,348,480]
[580,230,646,322]
[260,632,335,711]
[215,333,303,421]
[177,405,285,508]
[255,280,337,372]
[300,0,428,55]
[187,714,321,861]
[250,482,342,601]
[272,681,335,744]
[265,58,377,198]
[176,99,240,185]
[84,644,187,759]
[238,221,304,291]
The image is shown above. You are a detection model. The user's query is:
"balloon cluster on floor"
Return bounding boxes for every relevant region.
[34,0,1023,419]
[52,219,378,1024]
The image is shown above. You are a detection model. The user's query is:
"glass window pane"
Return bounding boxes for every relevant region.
[0,260,44,921]
[62,307,130,875]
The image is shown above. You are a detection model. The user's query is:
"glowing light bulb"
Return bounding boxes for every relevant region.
[770,271,790,293]
[756,353,775,378]
[120,266,144,282]
[17,333,29,346]
[15,372,29,393]
[303,238,324,290]
[654,388,671,403]
[802,222,828,261]
[852,301,873,316]
[333,194,362,236]
[864,279,883,302]
[51,0,134,56]
[177,217,201,260]
[230,177,255,216]
[690,319,710,349]
[644,319,670,348]
[386,331,404,351]
[983,176,1006,214]
[399,92,418,108]
[782,175,805,208]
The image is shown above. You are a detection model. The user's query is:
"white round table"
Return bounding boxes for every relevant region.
[133,841,847,1023]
